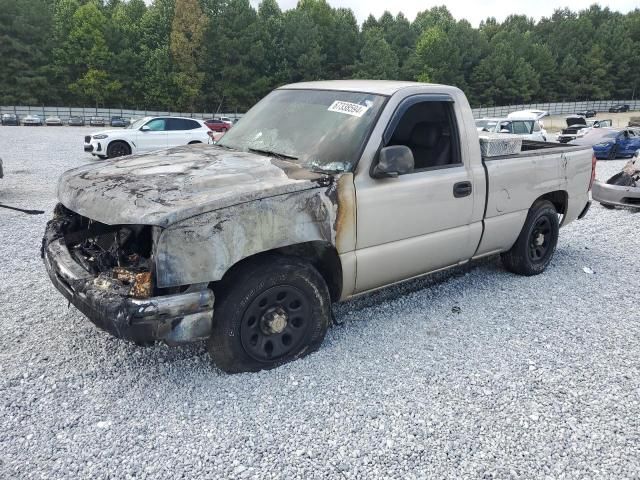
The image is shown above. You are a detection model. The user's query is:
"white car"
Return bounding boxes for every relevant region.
[507,109,549,120]
[475,117,548,142]
[84,116,211,159]
[23,115,43,126]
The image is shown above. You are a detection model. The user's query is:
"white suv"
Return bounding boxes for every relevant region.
[84,116,211,159]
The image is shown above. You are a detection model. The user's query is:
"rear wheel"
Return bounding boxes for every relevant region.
[106,141,131,159]
[208,256,331,373]
[501,200,559,276]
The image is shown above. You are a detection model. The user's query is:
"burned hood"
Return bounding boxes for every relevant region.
[57,144,331,227]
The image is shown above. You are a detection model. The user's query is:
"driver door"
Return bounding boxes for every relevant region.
[137,118,168,151]
[353,96,484,293]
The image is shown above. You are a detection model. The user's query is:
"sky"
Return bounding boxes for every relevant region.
[248,0,638,26]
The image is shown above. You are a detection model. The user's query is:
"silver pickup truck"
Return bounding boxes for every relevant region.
[42,81,594,372]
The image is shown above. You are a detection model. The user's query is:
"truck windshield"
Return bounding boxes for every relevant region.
[217,89,386,172]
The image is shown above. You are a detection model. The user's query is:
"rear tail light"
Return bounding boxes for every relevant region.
[589,153,597,191]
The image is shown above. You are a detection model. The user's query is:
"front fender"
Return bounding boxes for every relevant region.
[154,186,340,288]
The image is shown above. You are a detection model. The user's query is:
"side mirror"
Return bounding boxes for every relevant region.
[372,145,414,178]
[140,125,150,132]
[500,129,511,134]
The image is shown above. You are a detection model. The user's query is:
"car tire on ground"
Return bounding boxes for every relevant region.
[106,141,131,159]
[501,200,559,276]
[188,141,201,144]
[208,255,331,373]
[607,145,618,160]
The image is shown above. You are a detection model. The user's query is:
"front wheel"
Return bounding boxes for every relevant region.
[501,200,559,276]
[208,256,331,373]
[106,141,131,159]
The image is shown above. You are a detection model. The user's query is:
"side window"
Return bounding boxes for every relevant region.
[512,121,530,134]
[187,120,200,130]
[145,118,166,131]
[385,100,461,172]
[532,121,541,132]
[167,118,195,130]
[499,121,512,133]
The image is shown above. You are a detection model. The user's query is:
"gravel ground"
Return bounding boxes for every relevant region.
[1,127,639,479]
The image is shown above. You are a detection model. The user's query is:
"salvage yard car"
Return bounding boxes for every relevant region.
[42,80,594,373]
[592,128,640,160]
[593,150,640,209]
[68,116,85,126]
[45,116,64,126]
[1,113,20,125]
[23,114,43,126]
[475,117,547,141]
[609,104,630,113]
[84,116,211,159]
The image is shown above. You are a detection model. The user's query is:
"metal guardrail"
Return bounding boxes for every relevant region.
[1,99,638,123]
[0,105,243,122]
[471,100,640,118]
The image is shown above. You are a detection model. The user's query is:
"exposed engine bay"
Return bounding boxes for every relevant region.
[45,204,154,299]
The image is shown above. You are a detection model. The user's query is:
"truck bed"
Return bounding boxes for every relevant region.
[473,140,593,258]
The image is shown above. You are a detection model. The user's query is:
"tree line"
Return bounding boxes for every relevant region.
[1,0,639,112]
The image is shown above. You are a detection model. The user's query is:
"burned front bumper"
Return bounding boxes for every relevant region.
[42,213,215,344]
[592,179,640,208]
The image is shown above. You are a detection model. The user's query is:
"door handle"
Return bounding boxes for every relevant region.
[453,181,472,198]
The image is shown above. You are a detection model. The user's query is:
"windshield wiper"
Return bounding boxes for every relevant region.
[248,148,298,160]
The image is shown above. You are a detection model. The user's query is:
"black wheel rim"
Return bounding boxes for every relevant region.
[528,216,552,262]
[240,285,311,362]
[110,144,128,158]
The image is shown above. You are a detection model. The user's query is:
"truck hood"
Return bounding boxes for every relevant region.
[57,144,331,227]
[566,116,587,127]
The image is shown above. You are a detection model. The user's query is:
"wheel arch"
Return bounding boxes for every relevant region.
[535,190,568,217]
[106,138,133,154]
[214,241,343,302]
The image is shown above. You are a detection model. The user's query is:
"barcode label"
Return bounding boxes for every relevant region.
[327,101,370,117]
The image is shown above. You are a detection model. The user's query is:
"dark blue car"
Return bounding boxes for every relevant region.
[592,129,640,160]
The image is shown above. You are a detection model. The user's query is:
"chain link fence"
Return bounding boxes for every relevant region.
[0,105,243,123]
[2,99,639,125]
[471,99,640,118]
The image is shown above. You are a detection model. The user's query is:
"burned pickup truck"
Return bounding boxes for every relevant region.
[43,81,594,373]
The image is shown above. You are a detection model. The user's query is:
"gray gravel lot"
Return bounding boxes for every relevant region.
[1,126,639,479]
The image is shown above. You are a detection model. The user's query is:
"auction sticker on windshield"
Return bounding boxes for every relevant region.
[328,101,370,118]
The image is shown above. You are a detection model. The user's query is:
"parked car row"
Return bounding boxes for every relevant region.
[1,114,134,127]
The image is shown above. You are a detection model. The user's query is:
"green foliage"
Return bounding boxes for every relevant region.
[354,28,398,80]
[170,0,207,111]
[1,1,639,109]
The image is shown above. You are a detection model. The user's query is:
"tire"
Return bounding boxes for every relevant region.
[501,200,559,276]
[106,141,131,159]
[600,202,615,210]
[607,145,618,160]
[97,155,108,160]
[208,255,331,373]
[188,141,201,144]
